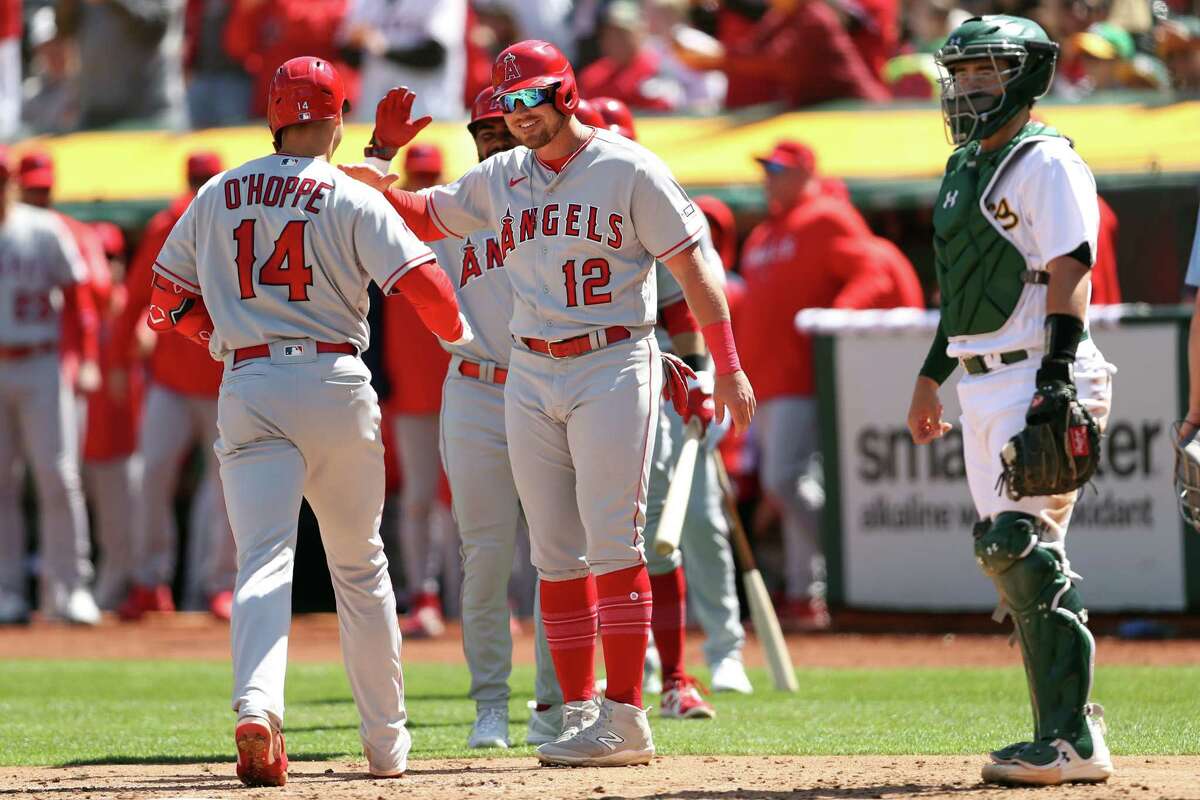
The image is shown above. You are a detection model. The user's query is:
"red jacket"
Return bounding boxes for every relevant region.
[1091,195,1121,305]
[115,194,222,397]
[84,284,145,461]
[735,193,892,401]
[722,2,889,109]
[578,50,674,111]
[0,0,18,40]
[383,293,450,415]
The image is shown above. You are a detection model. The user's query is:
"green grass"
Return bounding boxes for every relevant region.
[1,661,1197,766]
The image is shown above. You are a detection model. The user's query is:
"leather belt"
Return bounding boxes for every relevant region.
[232,341,356,365]
[0,342,56,360]
[521,326,630,359]
[961,349,1029,375]
[458,359,508,385]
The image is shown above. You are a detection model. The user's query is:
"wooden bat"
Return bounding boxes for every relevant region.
[653,418,704,557]
[711,451,799,692]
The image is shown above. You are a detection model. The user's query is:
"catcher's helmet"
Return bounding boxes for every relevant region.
[491,40,579,116]
[935,15,1058,145]
[592,96,636,140]
[467,86,504,134]
[574,98,605,127]
[268,56,347,135]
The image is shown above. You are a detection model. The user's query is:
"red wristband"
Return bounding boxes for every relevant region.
[701,320,741,376]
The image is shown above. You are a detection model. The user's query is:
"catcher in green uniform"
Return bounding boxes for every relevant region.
[905,15,1117,786]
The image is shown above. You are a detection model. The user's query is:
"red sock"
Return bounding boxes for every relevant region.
[540,575,598,702]
[650,567,687,684]
[596,565,652,707]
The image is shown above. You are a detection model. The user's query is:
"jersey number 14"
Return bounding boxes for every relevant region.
[234,219,313,302]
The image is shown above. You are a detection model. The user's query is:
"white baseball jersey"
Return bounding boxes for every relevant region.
[153,154,436,360]
[426,129,705,341]
[0,203,87,346]
[946,137,1099,360]
[430,232,514,366]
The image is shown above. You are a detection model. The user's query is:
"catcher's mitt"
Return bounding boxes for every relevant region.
[997,379,1101,500]
[1172,422,1200,532]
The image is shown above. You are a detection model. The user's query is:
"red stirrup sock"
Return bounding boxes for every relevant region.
[650,567,687,684]
[596,565,653,707]
[540,574,598,702]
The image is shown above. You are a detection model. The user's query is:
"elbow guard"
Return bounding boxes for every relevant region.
[148,274,214,346]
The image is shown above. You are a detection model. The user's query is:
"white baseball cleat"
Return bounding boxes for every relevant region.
[46,585,101,625]
[709,657,753,694]
[526,702,563,746]
[981,705,1114,786]
[536,697,654,767]
[468,706,510,749]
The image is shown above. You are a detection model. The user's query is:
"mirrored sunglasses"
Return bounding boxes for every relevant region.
[498,86,555,113]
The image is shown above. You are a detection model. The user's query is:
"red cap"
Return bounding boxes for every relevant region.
[91,221,126,258]
[755,140,816,173]
[469,86,504,128]
[18,151,55,190]
[267,56,347,135]
[592,96,636,140]
[574,98,605,127]
[405,143,444,177]
[492,40,579,116]
[187,151,222,182]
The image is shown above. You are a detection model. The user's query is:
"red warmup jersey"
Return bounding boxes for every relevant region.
[84,285,145,461]
[735,194,893,401]
[0,0,19,40]
[578,50,674,111]
[115,195,223,396]
[383,293,450,415]
[1091,196,1121,305]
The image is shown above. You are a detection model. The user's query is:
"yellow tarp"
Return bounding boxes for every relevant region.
[12,100,1200,203]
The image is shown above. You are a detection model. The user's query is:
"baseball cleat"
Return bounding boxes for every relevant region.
[117,583,174,621]
[709,657,753,694]
[536,697,654,767]
[208,590,233,622]
[526,701,562,746]
[660,675,715,720]
[534,697,600,755]
[468,706,510,749]
[235,717,288,787]
[46,585,101,626]
[400,593,445,639]
[981,705,1113,786]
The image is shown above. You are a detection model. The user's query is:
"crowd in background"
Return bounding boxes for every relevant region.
[3,0,1200,141]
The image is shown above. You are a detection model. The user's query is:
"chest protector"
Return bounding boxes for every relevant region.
[932,122,1062,338]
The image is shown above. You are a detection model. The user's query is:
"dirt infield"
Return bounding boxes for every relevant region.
[5,756,1200,800]
[2,613,1200,667]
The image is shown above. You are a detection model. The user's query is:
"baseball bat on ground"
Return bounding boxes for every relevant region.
[653,417,704,557]
[711,451,799,693]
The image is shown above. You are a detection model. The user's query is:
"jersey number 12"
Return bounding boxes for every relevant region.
[234,219,313,302]
[562,258,612,307]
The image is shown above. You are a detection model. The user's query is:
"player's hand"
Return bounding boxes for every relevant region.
[713,370,754,434]
[338,162,400,193]
[907,376,952,445]
[374,87,433,150]
[76,360,101,394]
[682,371,716,434]
[1181,415,1200,445]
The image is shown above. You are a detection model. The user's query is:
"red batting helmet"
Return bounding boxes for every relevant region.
[467,86,504,134]
[492,40,579,116]
[592,96,636,140]
[574,98,605,127]
[267,57,347,135]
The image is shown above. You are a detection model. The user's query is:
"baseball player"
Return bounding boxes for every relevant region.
[344,40,754,767]
[593,95,752,708]
[363,87,563,748]
[147,56,469,786]
[906,16,1115,785]
[81,222,147,610]
[112,152,235,621]
[1172,200,1200,525]
[0,146,100,626]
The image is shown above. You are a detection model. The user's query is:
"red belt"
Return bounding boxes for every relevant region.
[458,359,508,385]
[521,326,630,359]
[0,342,56,361]
[232,341,356,365]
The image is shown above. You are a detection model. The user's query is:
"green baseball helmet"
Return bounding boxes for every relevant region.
[935,15,1059,145]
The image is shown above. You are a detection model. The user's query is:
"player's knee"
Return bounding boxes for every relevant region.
[973,511,1040,578]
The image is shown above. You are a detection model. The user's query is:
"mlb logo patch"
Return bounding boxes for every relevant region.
[298,112,311,121]
[283,344,305,357]
[281,157,299,167]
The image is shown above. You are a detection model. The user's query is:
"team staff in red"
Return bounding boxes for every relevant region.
[112,152,236,621]
[735,140,903,628]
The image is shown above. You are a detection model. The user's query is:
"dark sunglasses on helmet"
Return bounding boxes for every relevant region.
[498,86,555,113]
